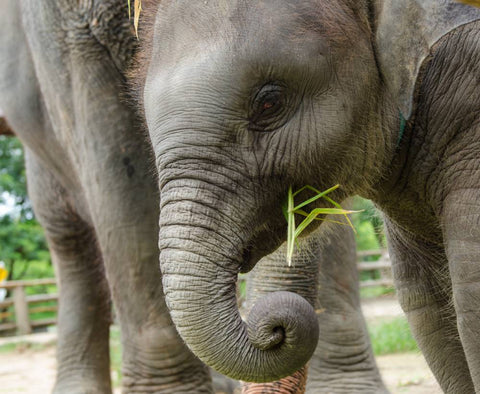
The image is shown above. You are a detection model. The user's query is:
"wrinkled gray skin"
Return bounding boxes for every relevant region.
[0,0,387,393]
[245,224,388,393]
[142,0,480,391]
[0,1,213,392]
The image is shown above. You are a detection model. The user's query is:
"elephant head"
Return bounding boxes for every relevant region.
[138,0,480,383]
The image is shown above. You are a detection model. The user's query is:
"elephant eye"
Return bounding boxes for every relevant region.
[249,83,288,132]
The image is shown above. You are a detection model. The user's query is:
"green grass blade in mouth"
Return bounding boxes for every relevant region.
[287,186,296,266]
[285,185,357,264]
[294,208,353,239]
[292,184,340,211]
[322,195,356,233]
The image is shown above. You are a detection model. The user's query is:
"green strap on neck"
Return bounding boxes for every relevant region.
[396,112,406,149]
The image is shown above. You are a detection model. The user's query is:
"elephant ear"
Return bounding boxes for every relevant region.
[376,0,480,119]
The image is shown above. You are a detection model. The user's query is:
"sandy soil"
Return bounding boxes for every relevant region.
[377,353,442,394]
[0,344,57,394]
[361,296,404,319]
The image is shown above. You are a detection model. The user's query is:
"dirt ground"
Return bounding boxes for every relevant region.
[0,297,442,393]
[377,353,441,394]
[0,345,441,393]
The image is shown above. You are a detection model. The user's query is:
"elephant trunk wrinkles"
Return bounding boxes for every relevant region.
[159,201,319,382]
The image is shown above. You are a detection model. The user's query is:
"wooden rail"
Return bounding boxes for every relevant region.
[236,249,392,307]
[0,250,392,335]
[0,278,57,335]
[357,249,393,288]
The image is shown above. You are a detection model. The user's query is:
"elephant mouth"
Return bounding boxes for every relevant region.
[240,247,256,273]
[240,244,276,273]
[239,228,285,273]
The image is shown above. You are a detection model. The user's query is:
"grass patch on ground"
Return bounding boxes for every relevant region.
[0,342,19,353]
[368,316,419,355]
[360,285,395,299]
[110,326,122,387]
[0,341,50,353]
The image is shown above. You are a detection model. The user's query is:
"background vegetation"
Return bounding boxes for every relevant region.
[0,136,53,283]
[0,137,54,326]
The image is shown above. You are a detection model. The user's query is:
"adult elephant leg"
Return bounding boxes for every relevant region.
[18,1,213,391]
[65,48,213,394]
[70,64,212,394]
[385,220,474,393]
[93,196,212,393]
[443,189,480,392]
[26,153,112,394]
[243,224,387,393]
[306,226,387,393]
[68,56,212,394]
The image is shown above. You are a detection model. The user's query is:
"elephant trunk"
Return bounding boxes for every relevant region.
[159,199,319,382]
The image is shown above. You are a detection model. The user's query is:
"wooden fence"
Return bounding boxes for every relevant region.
[357,249,393,288]
[0,278,57,335]
[0,249,392,335]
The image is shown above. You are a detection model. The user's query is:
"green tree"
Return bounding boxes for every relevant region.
[351,197,385,251]
[0,136,30,218]
[0,136,51,282]
[0,216,52,281]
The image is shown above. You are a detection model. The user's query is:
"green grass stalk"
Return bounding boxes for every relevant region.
[284,185,356,264]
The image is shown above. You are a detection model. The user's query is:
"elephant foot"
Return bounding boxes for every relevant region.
[53,380,111,394]
[241,366,308,393]
[121,367,214,394]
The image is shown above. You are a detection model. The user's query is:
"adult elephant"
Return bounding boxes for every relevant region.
[243,224,387,393]
[0,1,212,392]
[0,0,384,393]
[139,0,480,391]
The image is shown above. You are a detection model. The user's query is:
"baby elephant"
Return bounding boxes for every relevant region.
[139,0,480,392]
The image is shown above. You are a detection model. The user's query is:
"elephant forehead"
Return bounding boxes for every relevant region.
[149,1,357,69]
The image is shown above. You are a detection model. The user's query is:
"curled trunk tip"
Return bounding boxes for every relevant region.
[247,291,319,373]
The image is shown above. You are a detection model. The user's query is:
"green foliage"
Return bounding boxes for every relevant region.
[29,300,57,320]
[0,342,18,353]
[368,317,419,355]
[0,136,30,218]
[110,326,123,387]
[0,341,50,353]
[355,221,381,251]
[351,197,385,251]
[0,136,51,282]
[360,286,395,299]
[0,215,52,282]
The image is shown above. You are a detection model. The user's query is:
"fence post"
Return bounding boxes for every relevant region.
[13,286,32,335]
[379,250,393,282]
